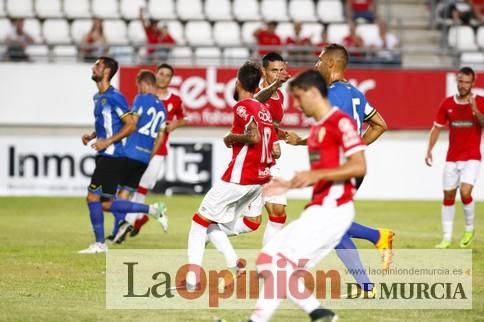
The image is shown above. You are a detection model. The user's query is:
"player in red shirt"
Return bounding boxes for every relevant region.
[180,62,280,290]
[254,21,282,57]
[346,0,376,23]
[425,67,484,249]
[117,63,187,241]
[139,9,176,61]
[249,70,366,322]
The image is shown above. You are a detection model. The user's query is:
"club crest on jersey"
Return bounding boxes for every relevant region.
[236,106,249,120]
[167,103,173,111]
[318,127,326,143]
[339,118,360,146]
[101,98,107,105]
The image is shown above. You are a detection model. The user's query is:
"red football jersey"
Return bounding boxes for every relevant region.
[256,30,282,56]
[350,0,373,11]
[222,98,277,185]
[306,109,366,208]
[264,88,285,125]
[155,91,186,156]
[434,95,484,162]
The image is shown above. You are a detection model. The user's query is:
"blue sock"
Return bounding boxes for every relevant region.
[347,222,380,244]
[88,201,104,243]
[111,211,126,236]
[109,199,149,214]
[335,233,373,291]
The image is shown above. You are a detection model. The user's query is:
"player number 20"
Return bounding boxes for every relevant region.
[139,107,165,138]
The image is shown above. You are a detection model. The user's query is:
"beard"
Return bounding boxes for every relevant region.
[91,74,102,82]
[233,88,239,101]
[458,88,471,97]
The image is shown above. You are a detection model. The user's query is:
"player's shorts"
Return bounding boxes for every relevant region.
[443,160,481,191]
[261,202,354,269]
[264,164,288,206]
[137,155,165,190]
[198,180,263,224]
[88,156,126,198]
[119,157,148,192]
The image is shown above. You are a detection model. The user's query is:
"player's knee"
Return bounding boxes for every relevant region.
[443,190,457,202]
[443,198,455,206]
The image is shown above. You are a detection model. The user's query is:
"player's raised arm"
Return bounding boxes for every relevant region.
[286,130,307,145]
[425,125,442,167]
[469,95,484,127]
[362,111,387,145]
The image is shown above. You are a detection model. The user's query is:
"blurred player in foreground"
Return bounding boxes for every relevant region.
[249,70,366,322]
[425,66,484,248]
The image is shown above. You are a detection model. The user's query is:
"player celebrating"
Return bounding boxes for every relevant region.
[79,57,165,254]
[249,70,366,322]
[425,67,484,248]
[122,63,187,237]
[182,61,279,289]
[109,70,169,243]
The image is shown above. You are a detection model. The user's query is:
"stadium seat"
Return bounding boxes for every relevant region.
[241,21,262,44]
[277,22,295,43]
[103,20,129,45]
[223,47,251,65]
[0,18,10,41]
[43,19,71,44]
[261,0,289,22]
[477,26,484,49]
[109,45,135,64]
[356,24,380,47]
[289,0,318,22]
[91,0,120,19]
[185,21,213,46]
[148,0,177,20]
[166,20,186,45]
[64,0,91,19]
[71,19,92,44]
[23,18,43,43]
[177,0,205,20]
[327,23,349,44]
[53,45,78,62]
[213,21,241,46]
[302,23,324,44]
[127,20,146,45]
[120,0,145,20]
[317,0,345,23]
[233,0,261,21]
[460,52,484,64]
[25,44,49,61]
[6,0,35,17]
[35,0,63,18]
[194,47,222,66]
[169,46,193,65]
[205,0,233,21]
[448,26,478,51]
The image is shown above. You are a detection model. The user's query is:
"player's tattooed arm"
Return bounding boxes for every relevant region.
[254,66,291,103]
[286,131,307,145]
[223,120,261,147]
[362,111,387,145]
[469,95,484,127]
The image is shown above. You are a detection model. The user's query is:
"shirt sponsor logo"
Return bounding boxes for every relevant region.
[450,121,474,128]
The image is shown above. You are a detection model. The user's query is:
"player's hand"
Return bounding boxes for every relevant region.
[263,177,291,197]
[223,133,233,147]
[166,122,176,133]
[286,131,301,145]
[82,133,94,145]
[425,152,433,167]
[292,170,317,188]
[276,128,288,140]
[91,139,111,151]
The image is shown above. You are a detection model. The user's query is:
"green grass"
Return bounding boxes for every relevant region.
[0,196,483,321]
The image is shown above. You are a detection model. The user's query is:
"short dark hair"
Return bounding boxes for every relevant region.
[156,62,174,76]
[238,61,262,93]
[262,52,285,68]
[136,70,157,85]
[323,44,349,68]
[289,70,328,98]
[98,56,118,80]
[458,66,475,81]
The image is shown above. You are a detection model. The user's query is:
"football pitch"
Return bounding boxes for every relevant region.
[1,196,483,322]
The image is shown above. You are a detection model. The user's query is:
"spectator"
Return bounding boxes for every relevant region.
[254,21,282,57]
[315,27,330,56]
[346,0,377,23]
[286,22,311,64]
[372,19,401,62]
[343,21,366,60]
[5,18,33,62]
[80,18,107,63]
[139,8,176,62]
[450,0,483,25]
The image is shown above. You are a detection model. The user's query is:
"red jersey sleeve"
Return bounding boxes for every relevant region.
[434,99,448,128]
[233,103,254,133]
[337,115,366,157]
[173,96,186,120]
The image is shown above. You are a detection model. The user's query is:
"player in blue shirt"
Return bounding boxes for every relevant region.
[109,70,169,243]
[79,57,166,254]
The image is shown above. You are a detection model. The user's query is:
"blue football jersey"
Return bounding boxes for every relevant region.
[327,81,377,134]
[124,93,167,164]
[93,86,130,157]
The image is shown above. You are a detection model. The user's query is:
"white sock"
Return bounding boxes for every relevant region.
[132,191,146,203]
[125,213,138,225]
[187,215,209,285]
[233,217,259,235]
[286,270,321,314]
[462,198,475,232]
[263,215,286,246]
[250,269,282,322]
[442,204,455,241]
[207,224,238,268]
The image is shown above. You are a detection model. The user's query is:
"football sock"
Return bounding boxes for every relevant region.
[233,217,261,235]
[111,211,126,236]
[124,213,138,225]
[335,233,373,291]
[250,261,282,322]
[88,201,104,243]
[462,196,475,232]
[109,199,149,214]
[187,213,210,285]
[442,199,456,241]
[262,214,287,246]
[347,222,380,244]
[207,224,238,268]
[132,186,148,203]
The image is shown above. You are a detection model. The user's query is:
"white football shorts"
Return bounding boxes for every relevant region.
[443,160,481,191]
